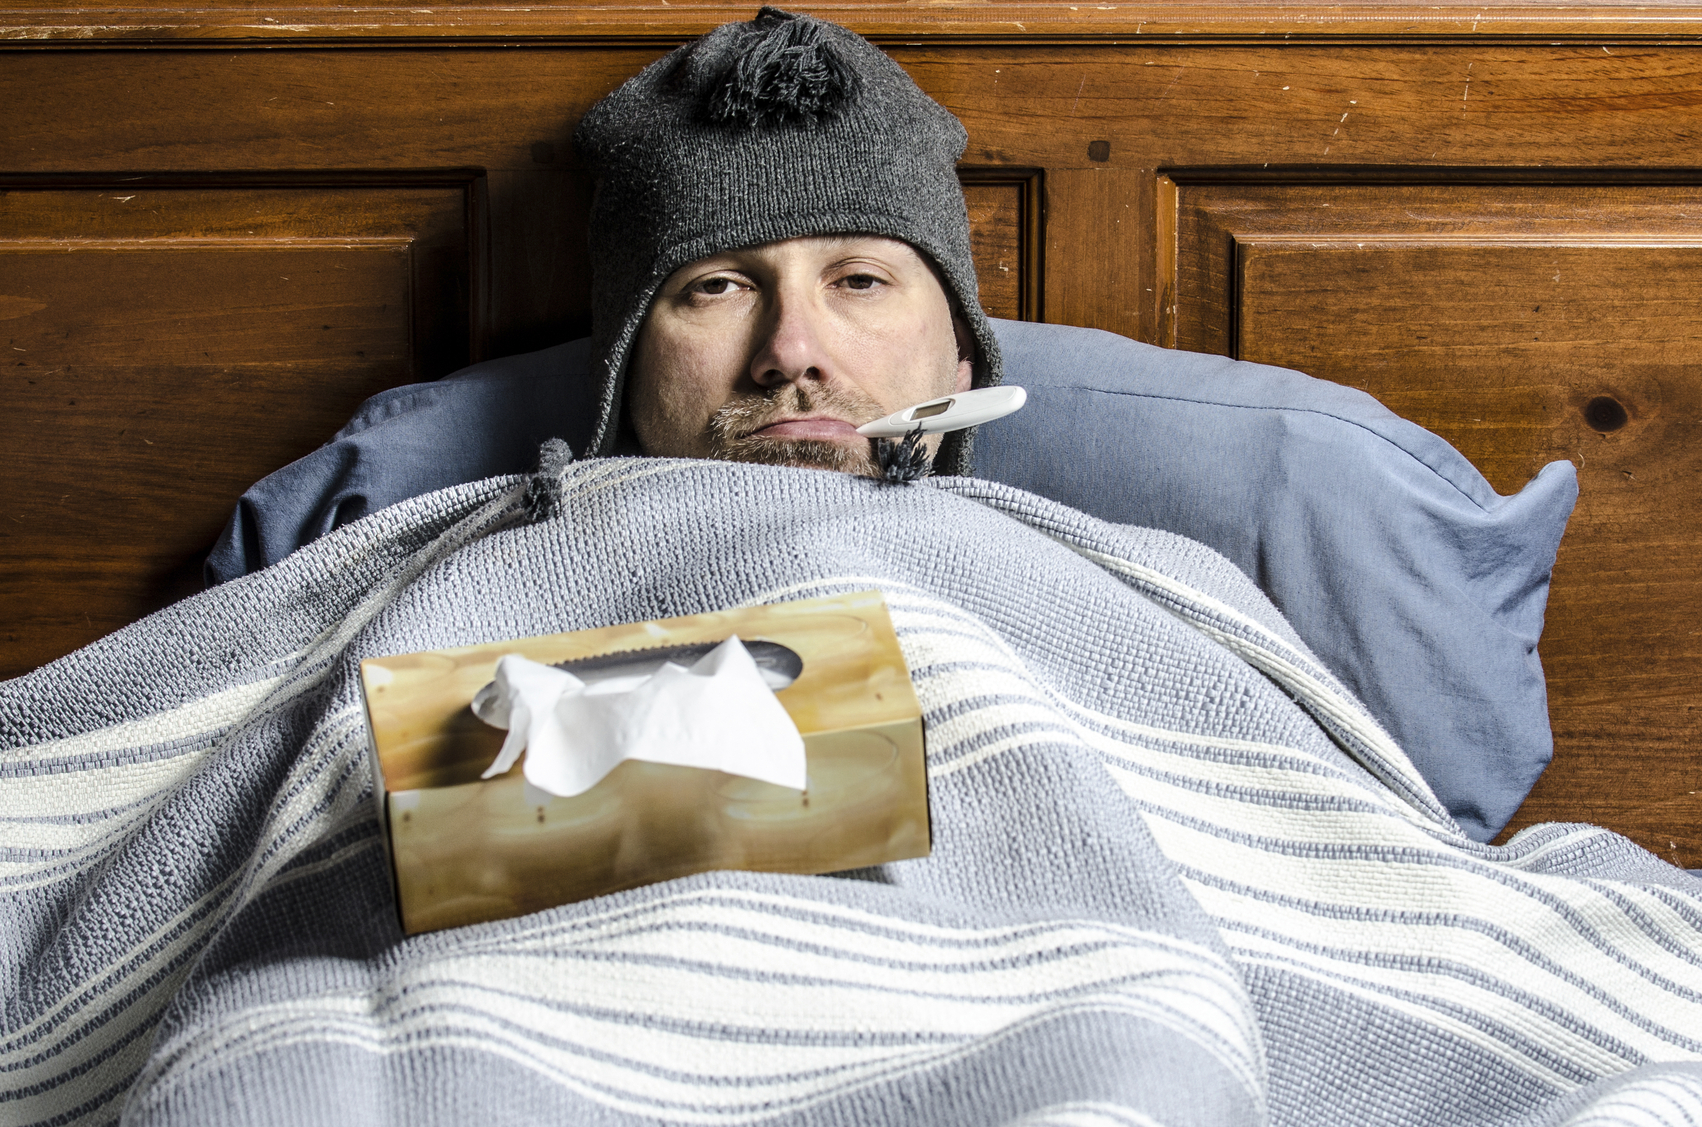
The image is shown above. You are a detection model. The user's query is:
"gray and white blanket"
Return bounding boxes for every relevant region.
[4,458,1700,1127]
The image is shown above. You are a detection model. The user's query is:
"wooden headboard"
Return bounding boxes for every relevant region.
[4,1,1700,864]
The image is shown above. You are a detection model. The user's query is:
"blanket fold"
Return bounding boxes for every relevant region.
[3,459,1697,1127]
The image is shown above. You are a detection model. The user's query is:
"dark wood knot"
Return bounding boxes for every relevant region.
[1584,396,1629,433]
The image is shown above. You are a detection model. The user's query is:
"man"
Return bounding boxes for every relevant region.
[16,9,1702,1127]
[571,4,997,478]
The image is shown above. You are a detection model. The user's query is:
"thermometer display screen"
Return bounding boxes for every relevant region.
[910,399,953,420]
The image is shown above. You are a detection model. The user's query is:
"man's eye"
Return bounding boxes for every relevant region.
[841,274,883,290]
[695,277,737,295]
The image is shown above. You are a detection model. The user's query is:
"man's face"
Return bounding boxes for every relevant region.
[627,234,974,476]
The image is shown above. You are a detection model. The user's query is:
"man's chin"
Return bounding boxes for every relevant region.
[713,436,880,478]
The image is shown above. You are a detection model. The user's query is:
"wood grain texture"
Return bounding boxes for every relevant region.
[1044,167,1151,340]
[10,44,1702,175]
[961,169,1043,322]
[1237,240,1701,492]
[10,3,1702,43]
[0,244,413,672]
[0,180,475,677]
[363,590,928,934]
[903,45,1702,169]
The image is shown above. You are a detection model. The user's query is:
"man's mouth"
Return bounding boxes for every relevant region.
[706,385,887,476]
[746,416,865,442]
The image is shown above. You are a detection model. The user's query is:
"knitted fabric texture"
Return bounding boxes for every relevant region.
[572,6,1002,475]
[9,463,1702,1125]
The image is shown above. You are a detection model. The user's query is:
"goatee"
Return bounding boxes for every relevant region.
[707,384,885,477]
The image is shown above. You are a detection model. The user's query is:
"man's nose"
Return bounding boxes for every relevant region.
[748,293,834,390]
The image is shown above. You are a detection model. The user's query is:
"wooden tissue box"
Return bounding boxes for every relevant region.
[360,590,929,935]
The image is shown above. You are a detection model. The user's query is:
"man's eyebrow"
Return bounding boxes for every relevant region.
[822,242,912,270]
[817,233,902,254]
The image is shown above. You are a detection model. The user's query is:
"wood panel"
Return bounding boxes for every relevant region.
[960,168,1043,322]
[1238,240,1699,493]
[1045,167,1150,342]
[3,240,411,365]
[1167,177,1702,860]
[900,41,1702,343]
[0,179,478,677]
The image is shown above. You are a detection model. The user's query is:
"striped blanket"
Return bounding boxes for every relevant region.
[4,458,1700,1127]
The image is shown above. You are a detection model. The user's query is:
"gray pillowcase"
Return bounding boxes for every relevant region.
[976,321,1577,841]
[206,337,599,580]
[206,319,1576,841]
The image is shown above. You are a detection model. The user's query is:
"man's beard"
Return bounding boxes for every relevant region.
[707,383,885,477]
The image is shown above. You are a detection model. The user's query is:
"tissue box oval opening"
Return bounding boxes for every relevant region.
[360,591,930,935]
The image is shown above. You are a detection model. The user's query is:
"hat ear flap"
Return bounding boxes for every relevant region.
[706,7,860,127]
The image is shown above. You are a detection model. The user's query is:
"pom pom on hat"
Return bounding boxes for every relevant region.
[706,7,860,127]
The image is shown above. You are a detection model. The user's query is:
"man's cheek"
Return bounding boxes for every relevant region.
[658,388,714,455]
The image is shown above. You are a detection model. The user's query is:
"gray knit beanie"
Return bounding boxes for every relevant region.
[572,6,1003,476]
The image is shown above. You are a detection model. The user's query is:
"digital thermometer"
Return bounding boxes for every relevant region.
[856,385,1027,439]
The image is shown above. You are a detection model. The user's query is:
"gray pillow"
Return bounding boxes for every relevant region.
[206,337,599,579]
[975,321,1577,841]
[207,319,1576,840]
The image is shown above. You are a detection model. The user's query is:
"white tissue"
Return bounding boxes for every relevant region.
[473,636,807,798]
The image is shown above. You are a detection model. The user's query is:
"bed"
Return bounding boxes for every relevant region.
[3,3,1701,1122]
[6,0,1700,866]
